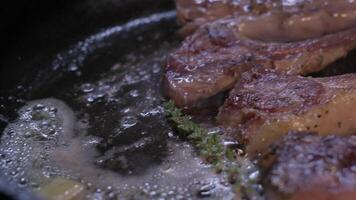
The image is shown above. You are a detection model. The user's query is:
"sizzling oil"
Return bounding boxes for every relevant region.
[0,12,237,200]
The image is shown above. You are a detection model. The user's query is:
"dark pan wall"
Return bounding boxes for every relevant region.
[0,0,175,121]
[0,0,175,61]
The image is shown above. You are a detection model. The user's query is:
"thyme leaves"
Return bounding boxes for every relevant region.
[163,100,239,181]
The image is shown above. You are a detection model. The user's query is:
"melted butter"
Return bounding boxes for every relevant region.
[239,1,356,42]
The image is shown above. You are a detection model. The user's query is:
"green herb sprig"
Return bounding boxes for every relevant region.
[163,100,239,182]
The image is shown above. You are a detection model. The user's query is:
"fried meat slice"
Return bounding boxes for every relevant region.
[218,69,356,155]
[176,0,356,35]
[167,0,356,109]
[176,0,278,35]
[164,20,356,108]
[261,133,356,200]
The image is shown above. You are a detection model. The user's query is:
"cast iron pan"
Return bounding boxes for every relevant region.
[0,0,178,199]
[3,1,356,200]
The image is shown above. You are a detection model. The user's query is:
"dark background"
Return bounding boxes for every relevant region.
[0,0,174,62]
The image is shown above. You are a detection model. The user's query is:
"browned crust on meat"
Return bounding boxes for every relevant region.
[176,0,274,35]
[217,69,356,155]
[176,0,356,35]
[164,16,356,108]
[222,69,325,114]
[261,133,356,200]
[218,69,356,123]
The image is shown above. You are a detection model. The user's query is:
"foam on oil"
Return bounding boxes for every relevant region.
[0,11,234,200]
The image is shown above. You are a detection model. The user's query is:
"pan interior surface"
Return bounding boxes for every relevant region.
[0,10,234,200]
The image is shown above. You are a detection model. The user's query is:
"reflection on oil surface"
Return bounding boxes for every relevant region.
[0,12,233,200]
